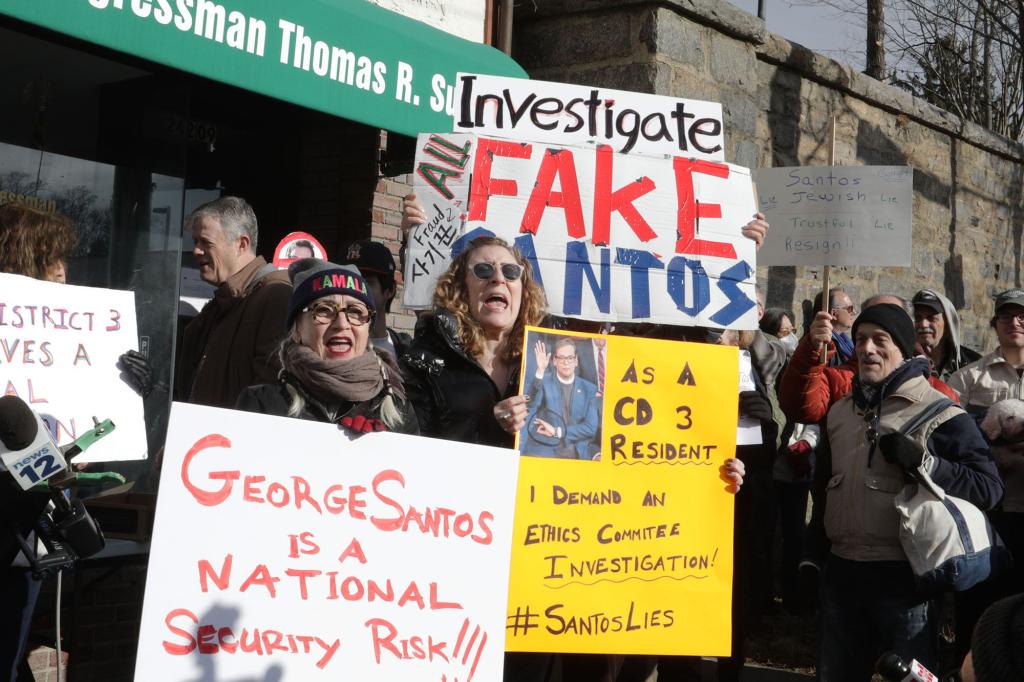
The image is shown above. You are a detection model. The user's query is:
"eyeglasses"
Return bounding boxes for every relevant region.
[834,304,856,314]
[304,301,374,326]
[470,261,523,281]
[996,312,1024,325]
[553,354,577,363]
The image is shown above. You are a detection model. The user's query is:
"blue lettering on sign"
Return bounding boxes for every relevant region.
[513,234,544,288]
[615,248,665,319]
[709,260,755,326]
[563,241,610,315]
[449,226,495,259]
[666,257,710,316]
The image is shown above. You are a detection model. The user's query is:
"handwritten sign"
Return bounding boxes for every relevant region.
[755,166,913,266]
[135,403,518,681]
[404,132,758,329]
[454,73,725,160]
[403,134,474,309]
[508,328,738,654]
[0,273,145,463]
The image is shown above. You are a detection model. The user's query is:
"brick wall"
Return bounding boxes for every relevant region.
[28,560,147,682]
[514,0,1024,351]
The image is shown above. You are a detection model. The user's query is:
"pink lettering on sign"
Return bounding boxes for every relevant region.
[162,608,341,669]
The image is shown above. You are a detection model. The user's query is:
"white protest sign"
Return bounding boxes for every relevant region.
[454,73,725,160]
[403,134,473,309]
[0,273,146,463]
[405,132,758,328]
[135,403,519,682]
[755,166,913,266]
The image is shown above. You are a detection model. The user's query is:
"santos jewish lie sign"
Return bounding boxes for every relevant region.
[755,166,913,266]
[507,329,739,654]
[135,403,519,682]
[0,273,146,463]
[403,133,758,329]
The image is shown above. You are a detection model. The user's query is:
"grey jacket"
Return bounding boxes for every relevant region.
[918,288,981,382]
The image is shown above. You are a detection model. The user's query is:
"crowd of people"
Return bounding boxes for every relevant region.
[3,193,1024,681]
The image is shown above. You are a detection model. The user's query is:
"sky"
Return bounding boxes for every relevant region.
[727,0,866,71]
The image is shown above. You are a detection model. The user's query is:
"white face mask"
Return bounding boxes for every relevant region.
[779,334,798,353]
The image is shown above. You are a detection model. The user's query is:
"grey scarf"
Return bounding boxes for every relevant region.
[282,341,385,405]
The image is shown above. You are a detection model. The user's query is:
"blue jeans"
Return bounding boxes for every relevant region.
[817,556,934,682]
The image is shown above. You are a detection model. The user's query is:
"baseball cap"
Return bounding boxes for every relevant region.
[994,288,1024,314]
[339,240,396,279]
[911,290,943,314]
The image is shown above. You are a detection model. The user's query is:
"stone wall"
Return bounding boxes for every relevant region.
[513,0,1024,351]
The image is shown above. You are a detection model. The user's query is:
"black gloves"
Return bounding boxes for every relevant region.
[878,431,925,472]
[739,390,773,424]
[119,349,154,398]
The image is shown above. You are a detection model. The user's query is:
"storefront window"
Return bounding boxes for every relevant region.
[0,24,189,489]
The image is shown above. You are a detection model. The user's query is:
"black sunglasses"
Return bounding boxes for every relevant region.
[470,261,523,281]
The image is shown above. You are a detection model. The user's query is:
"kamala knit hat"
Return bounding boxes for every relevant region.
[286,258,374,328]
[851,303,916,360]
[971,593,1024,682]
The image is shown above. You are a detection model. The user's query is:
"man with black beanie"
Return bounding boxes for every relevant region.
[810,303,1003,681]
[960,593,1024,681]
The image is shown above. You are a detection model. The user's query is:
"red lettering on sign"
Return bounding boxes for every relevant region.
[180,434,238,507]
[468,138,531,222]
[370,469,406,531]
[198,554,233,592]
[673,157,735,257]
[198,624,218,654]
[521,148,585,238]
[593,145,657,246]
[338,537,368,564]
[162,608,198,655]
[240,564,280,598]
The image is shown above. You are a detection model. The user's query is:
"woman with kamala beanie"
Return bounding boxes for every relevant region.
[236,258,417,435]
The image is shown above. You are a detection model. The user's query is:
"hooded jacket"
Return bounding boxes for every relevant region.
[916,288,981,381]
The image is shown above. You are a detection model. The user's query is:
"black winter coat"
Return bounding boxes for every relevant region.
[235,376,419,435]
[400,311,519,448]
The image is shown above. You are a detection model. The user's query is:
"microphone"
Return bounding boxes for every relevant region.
[0,394,69,490]
[0,394,106,567]
[875,652,940,682]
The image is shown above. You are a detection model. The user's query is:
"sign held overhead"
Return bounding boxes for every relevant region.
[755,166,913,266]
[404,132,758,330]
[454,73,726,160]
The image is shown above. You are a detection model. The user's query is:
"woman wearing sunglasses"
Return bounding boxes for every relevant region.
[402,236,546,447]
[236,258,417,435]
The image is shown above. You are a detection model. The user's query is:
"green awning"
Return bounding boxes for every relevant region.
[1,0,527,136]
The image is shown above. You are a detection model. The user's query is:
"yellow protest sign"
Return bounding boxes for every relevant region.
[507,328,739,655]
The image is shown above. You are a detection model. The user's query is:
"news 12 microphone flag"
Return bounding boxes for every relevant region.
[0,273,147,463]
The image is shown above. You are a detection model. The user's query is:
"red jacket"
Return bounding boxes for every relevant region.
[779,334,959,424]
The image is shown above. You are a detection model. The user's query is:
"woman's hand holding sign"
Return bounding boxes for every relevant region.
[494,394,529,435]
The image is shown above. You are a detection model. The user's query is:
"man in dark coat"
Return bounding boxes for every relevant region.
[175,196,291,408]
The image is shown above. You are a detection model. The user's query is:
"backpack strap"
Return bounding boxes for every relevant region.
[900,398,954,438]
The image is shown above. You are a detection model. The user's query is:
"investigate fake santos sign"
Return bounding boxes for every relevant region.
[404,133,757,329]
